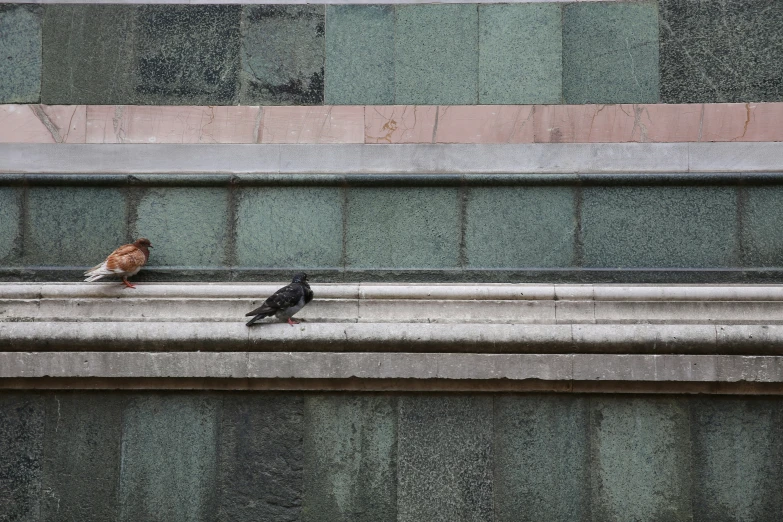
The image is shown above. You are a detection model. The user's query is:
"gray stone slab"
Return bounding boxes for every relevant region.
[236,187,343,268]
[581,186,738,268]
[660,0,783,103]
[133,187,230,267]
[240,5,324,105]
[40,393,125,521]
[466,186,575,268]
[217,393,303,522]
[325,5,394,105]
[742,187,783,267]
[688,142,783,173]
[397,396,492,522]
[303,395,397,522]
[0,5,42,103]
[25,186,127,266]
[346,187,460,269]
[395,4,478,104]
[589,398,692,521]
[562,1,659,104]
[0,393,44,522]
[479,3,562,104]
[0,187,22,265]
[690,398,783,521]
[494,395,590,522]
[118,394,219,522]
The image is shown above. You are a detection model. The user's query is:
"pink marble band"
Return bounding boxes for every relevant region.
[1,103,781,145]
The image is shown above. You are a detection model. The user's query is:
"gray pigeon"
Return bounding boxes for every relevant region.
[246,272,314,326]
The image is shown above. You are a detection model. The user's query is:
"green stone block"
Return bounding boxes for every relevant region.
[660,0,783,103]
[395,5,478,105]
[303,395,397,522]
[0,5,42,103]
[325,5,394,105]
[133,187,229,267]
[690,398,783,520]
[26,187,127,266]
[479,4,562,104]
[346,188,459,269]
[0,393,44,522]
[397,396,492,522]
[494,396,590,522]
[466,187,575,268]
[741,187,783,267]
[42,5,240,105]
[118,395,219,522]
[563,2,659,104]
[581,186,737,268]
[590,398,692,521]
[0,187,22,265]
[218,394,303,522]
[240,6,325,105]
[236,187,342,269]
[41,393,125,521]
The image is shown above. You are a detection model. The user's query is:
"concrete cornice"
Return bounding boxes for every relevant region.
[2,143,783,174]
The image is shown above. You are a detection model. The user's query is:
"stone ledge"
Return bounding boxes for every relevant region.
[2,352,782,384]
[3,142,783,174]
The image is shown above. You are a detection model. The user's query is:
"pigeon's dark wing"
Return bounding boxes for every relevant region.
[245,283,304,317]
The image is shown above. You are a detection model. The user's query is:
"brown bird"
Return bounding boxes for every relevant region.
[84,238,152,289]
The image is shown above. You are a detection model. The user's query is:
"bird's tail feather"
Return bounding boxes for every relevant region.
[84,263,111,282]
[246,313,269,326]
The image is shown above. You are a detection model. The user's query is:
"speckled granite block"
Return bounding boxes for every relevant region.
[563,2,659,104]
[218,394,303,522]
[395,5,478,105]
[741,186,783,267]
[133,187,230,267]
[240,6,324,105]
[581,186,737,268]
[304,395,397,522]
[466,187,575,268]
[690,398,783,521]
[0,394,44,522]
[479,4,562,104]
[660,0,783,103]
[397,396,492,522]
[42,5,240,105]
[325,5,394,105]
[590,398,692,521]
[0,187,22,265]
[0,5,42,103]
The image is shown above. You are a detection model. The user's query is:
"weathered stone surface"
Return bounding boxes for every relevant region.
[217,394,303,521]
[397,396,492,522]
[0,187,22,265]
[303,395,397,522]
[660,0,783,103]
[563,2,659,104]
[494,395,590,521]
[0,5,42,103]
[741,186,783,267]
[42,5,240,105]
[240,6,324,105]
[590,397,693,521]
[690,398,783,521]
[118,394,219,521]
[40,393,125,521]
[325,5,394,105]
[0,393,44,522]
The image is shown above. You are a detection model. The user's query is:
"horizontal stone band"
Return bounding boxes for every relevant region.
[2,352,782,384]
[2,142,783,174]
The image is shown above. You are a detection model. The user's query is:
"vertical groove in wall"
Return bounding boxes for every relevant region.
[340,182,348,272]
[458,181,468,270]
[737,185,747,267]
[18,182,28,262]
[126,179,141,244]
[573,185,584,268]
[225,175,239,274]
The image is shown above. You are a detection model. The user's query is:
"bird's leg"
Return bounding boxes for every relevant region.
[122,277,136,289]
[287,318,300,326]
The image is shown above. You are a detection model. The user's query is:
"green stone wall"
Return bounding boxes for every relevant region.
[2,1,782,105]
[2,391,782,521]
[3,174,783,283]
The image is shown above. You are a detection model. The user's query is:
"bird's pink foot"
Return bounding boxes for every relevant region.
[122,278,136,289]
[287,318,300,326]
